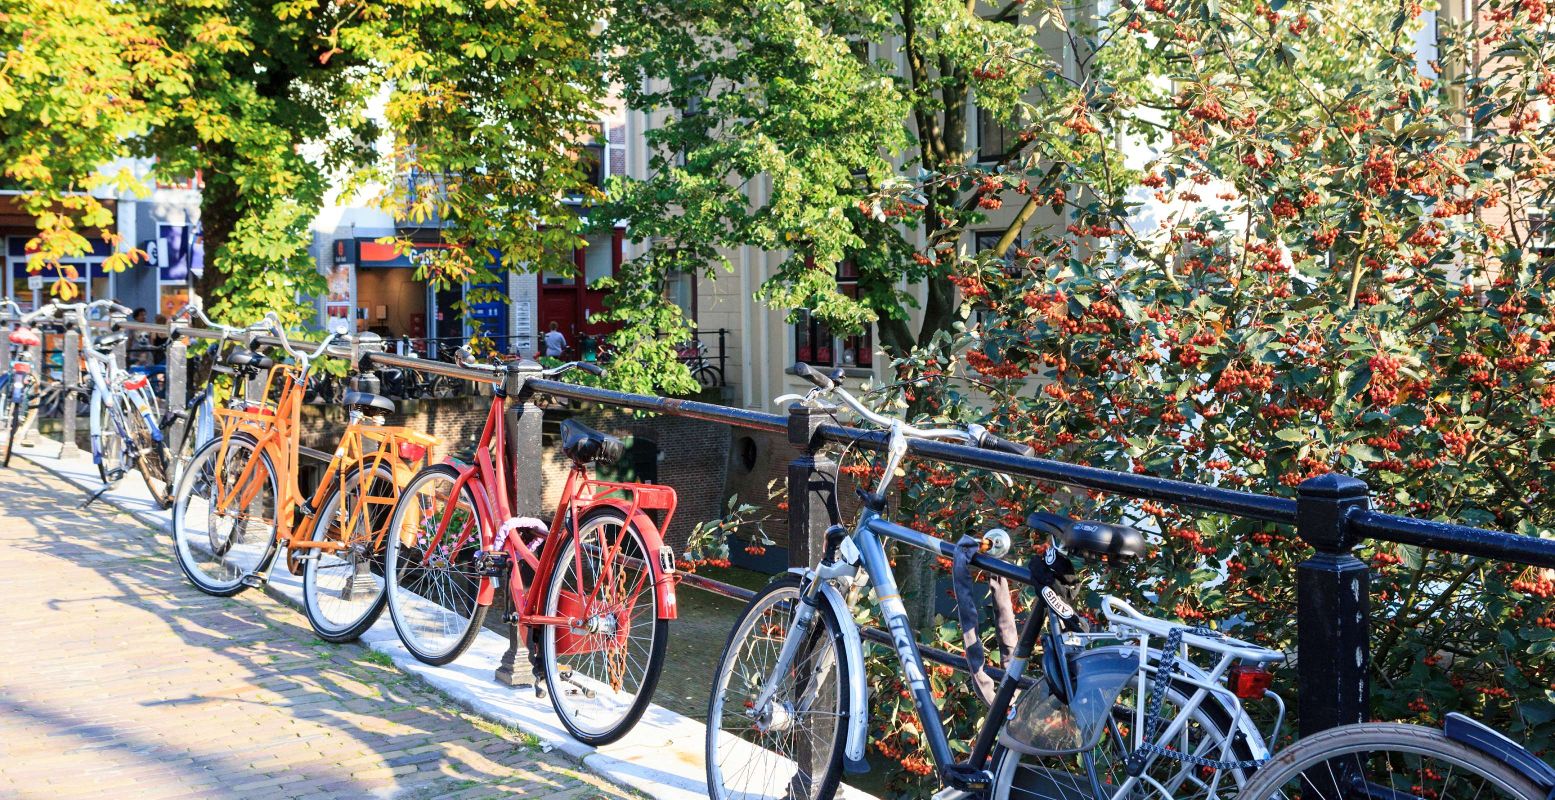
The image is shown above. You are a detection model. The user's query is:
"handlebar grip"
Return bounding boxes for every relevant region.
[577,362,604,377]
[791,362,835,390]
[978,430,1035,458]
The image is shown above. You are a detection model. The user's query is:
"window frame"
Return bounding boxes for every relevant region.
[793,260,873,369]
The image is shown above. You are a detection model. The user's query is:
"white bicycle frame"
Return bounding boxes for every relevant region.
[53,302,164,474]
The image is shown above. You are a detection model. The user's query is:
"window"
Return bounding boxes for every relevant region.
[976,229,1024,275]
[1531,210,1555,260]
[977,103,1019,162]
[794,260,873,368]
[580,123,606,189]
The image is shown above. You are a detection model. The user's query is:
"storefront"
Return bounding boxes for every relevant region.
[327,238,509,357]
[143,223,202,320]
[4,236,113,310]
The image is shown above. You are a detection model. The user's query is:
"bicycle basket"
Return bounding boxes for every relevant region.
[999,649,1135,756]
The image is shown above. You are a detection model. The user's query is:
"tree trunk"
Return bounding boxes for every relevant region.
[194,155,240,306]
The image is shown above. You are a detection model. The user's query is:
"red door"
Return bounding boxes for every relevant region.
[537,230,622,359]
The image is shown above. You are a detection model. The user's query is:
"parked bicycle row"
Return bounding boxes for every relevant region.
[4,299,1552,800]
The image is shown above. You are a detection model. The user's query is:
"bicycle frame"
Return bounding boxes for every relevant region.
[208,361,436,569]
[760,505,1280,795]
[416,382,681,641]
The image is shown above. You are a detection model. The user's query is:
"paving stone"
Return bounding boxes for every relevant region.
[0,461,640,800]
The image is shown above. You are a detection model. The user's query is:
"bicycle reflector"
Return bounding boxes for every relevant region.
[123,375,150,391]
[397,441,427,461]
[1228,664,1274,699]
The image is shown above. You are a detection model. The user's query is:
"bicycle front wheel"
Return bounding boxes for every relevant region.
[1237,723,1542,800]
[706,573,848,800]
[171,436,279,596]
[384,464,490,665]
[539,506,668,745]
[303,465,395,642]
[1,379,27,467]
[92,391,126,484]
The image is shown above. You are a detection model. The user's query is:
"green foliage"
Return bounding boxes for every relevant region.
[6,0,604,337]
[601,0,1069,367]
[853,0,1555,787]
[0,0,188,290]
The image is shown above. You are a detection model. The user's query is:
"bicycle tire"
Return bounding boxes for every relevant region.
[92,391,127,485]
[694,365,724,389]
[383,463,491,665]
[302,464,395,643]
[990,645,1258,800]
[1,380,27,468]
[126,398,173,508]
[706,573,849,800]
[171,435,280,597]
[539,506,669,745]
[1238,723,1543,800]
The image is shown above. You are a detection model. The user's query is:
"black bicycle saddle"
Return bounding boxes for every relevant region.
[1027,512,1146,560]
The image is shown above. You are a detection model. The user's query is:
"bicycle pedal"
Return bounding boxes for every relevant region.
[930,790,974,800]
[239,573,267,589]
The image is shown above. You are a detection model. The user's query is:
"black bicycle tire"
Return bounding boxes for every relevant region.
[1237,723,1543,800]
[383,463,491,665]
[538,505,669,746]
[302,464,395,643]
[705,573,849,800]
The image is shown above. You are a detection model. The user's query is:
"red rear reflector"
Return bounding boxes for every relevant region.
[123,376,149,391]
[1228,665,1274,699]
[12,362,31,375]
[398,442,427,461]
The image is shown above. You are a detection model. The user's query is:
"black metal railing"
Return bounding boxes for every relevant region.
[8,311,1555,740]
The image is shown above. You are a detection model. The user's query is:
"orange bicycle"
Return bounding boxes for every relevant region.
[169,316,438,642]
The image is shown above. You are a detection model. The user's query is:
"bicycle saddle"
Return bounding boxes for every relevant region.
[559,418,623,466]
[8,327,40,347]
[225,349,274,371]
[342,390,396,415]
[1026,512,1146,560]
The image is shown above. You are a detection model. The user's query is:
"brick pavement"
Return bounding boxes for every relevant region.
[0,460,640,800]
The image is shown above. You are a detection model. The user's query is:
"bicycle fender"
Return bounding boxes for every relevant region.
[1444,712,1555,792]
[790,571,869,769]
[578,497,679,620]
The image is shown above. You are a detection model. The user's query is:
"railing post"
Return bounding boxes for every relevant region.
[786,403,839,570]
[60,328,81,457]
[166,335,188,446]
[112,327,128,371]
[1294,473,1371,736]
[496,365,544,687]
[0,311,11,375]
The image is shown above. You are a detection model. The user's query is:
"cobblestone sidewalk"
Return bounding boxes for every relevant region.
[0,460,639,800]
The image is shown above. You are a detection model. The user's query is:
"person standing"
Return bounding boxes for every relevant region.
[544,321,567,358]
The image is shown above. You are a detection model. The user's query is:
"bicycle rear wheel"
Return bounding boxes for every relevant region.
[706,573,848,800]
[302,465,394,642]
[991,646,1258,800]
[538,506,668,745]
[1238,723,1542,800]
[125,399,173,507]
[383,464,490,665]
[171,436,279,596]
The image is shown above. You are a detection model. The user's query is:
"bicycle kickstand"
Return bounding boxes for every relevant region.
[81,470,127,509]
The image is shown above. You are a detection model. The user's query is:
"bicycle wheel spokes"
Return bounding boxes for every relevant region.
[708,580,845,800]
[384,467,488,664]
[171,438,278,595]
[541,509,666,743]
[303,467,391,641]
[1241,724,1543,800]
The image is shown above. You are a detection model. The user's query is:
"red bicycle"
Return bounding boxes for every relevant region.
[383,357,680,745]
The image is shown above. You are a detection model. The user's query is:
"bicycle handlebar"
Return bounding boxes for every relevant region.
[786,362,975,445]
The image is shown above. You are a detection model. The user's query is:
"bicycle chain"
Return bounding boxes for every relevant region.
[1125,625,1267,775]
